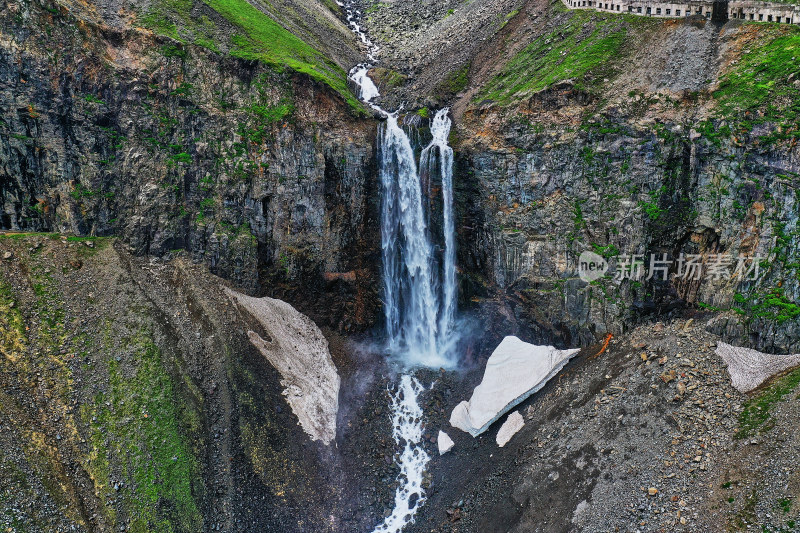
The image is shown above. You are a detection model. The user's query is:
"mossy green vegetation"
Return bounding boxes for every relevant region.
[736,365,800,439]
[479,11,657,103]
[205,0,358,107]
[732,288,800,324]
[141,0,361,110]
[370,67,407,89]
[0,279,25,361]
[82,328,202,532]
[713,26,800,142]
[435,65,469,97]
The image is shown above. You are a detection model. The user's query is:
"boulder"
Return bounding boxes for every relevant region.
[450,336,580,436]
[226,289,340,445]
[715,342,800,393]
[438,430,455,455]
[496,411,524,447]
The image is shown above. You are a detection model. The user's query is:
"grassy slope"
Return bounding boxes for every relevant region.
[713,25,800,141]
[141,0,361,109]
[0,235,203,532]
[478,8,659,104]
[479,4,800,140]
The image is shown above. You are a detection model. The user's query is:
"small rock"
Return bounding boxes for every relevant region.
[2,251,12,260]
[660,370,676,383]
[438,430,455,455]
[648,487,658,496]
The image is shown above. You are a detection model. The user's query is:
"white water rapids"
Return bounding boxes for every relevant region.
[339,3,458,531]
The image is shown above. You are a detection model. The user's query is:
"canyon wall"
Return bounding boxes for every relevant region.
[0,0,381,330]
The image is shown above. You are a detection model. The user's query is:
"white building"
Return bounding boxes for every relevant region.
[563,0,800,24]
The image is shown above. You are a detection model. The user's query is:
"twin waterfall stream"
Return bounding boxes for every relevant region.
[339,2,458,531]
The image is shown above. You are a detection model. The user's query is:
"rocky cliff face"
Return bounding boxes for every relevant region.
[446,5,800,354]
[0,0,380,331]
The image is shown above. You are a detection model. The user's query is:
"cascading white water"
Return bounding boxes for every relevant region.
[371,375,430,533]
[420,110,457,352]
[379,108,458,368]
[379,114,455,368]
[339,2,458,531]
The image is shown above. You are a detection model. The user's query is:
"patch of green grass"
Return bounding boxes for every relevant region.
[499,8,519,29]
[141,0,194,41]
[0,278,26,361]
[736,365,800,439]
[0,232,58,240]
[735,288,800,324]
[479,11,656,104]
[140,0,361,110]
[83,330,202,532]
[370,67,406,89]
[248,101,294,123]
[83,94,106,105]
[69,183,100,201]
[713,26,800,142]
[203,0,361,109]
[170,152,192,164]
[435,65,469,96]
[591,242,619,259]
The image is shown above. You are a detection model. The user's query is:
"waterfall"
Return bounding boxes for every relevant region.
[339,1,458,531]
[379,109,457,368]
[379,114,456,368]
[420,110,457,353]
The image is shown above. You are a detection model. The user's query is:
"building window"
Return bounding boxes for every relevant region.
[637,6,642,12]
[676,9,680,15]
[616,4,620,10]
[647,6,651,13]
[656,7,661,14]
[768,14,773,21]
[666,8,671,14]
[759,13,763,20]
